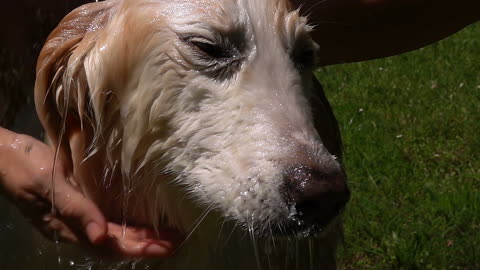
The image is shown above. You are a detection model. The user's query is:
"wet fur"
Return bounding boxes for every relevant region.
[35,0,345,268]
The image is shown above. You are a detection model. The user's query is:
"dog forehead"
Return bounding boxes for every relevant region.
[157,0,291,16]
[153,0,305,39]
[154,0,237,21]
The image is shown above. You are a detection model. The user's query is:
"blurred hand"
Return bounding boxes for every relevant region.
[0,128,178,257]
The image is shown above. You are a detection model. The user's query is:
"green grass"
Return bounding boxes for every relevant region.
[316,23,480,269]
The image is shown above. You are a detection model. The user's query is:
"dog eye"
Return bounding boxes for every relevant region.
[190,39,231,59]
[180,35,243,80]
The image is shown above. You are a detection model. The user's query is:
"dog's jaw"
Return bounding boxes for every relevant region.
[35,0,346,243]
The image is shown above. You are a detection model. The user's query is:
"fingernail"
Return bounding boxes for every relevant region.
[86,222,103,244]
[145,243,171,256]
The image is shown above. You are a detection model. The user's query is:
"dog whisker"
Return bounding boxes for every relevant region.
[308,238,315,270]
[247,212,263,270]
[173,204,214,254]
[300,0,328,16]
[224,220,239,245]
[214,216,228,252]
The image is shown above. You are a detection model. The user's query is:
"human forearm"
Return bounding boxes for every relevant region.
[0,127,17,145]
[0,127,50,201]
[0,127,22,179]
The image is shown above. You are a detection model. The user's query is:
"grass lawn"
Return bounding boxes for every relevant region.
[316,23,480,269]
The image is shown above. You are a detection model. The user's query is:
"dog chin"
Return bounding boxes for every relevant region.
[235,208,344,239]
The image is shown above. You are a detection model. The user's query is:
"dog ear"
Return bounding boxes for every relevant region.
[34,1,118,167]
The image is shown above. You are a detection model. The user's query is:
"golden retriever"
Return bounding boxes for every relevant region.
[35,0,349,268]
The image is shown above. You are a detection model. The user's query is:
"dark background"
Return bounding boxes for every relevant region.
[0,0,91,136]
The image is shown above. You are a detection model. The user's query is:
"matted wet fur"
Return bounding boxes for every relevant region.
[35,0,347,269]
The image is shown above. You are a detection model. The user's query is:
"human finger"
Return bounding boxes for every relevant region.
[104,223,178,257]
[48,179,108,244]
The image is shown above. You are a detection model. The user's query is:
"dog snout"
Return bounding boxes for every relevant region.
[284,165,350,227]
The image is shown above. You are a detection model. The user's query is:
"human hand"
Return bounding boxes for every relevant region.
[0,128,179,257]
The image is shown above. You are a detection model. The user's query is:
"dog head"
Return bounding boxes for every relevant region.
[35,0,349,237]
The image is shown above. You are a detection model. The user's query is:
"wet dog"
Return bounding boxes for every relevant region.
[35,0,349,268]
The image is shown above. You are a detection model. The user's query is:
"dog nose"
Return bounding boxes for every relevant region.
[284,165,350,226]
